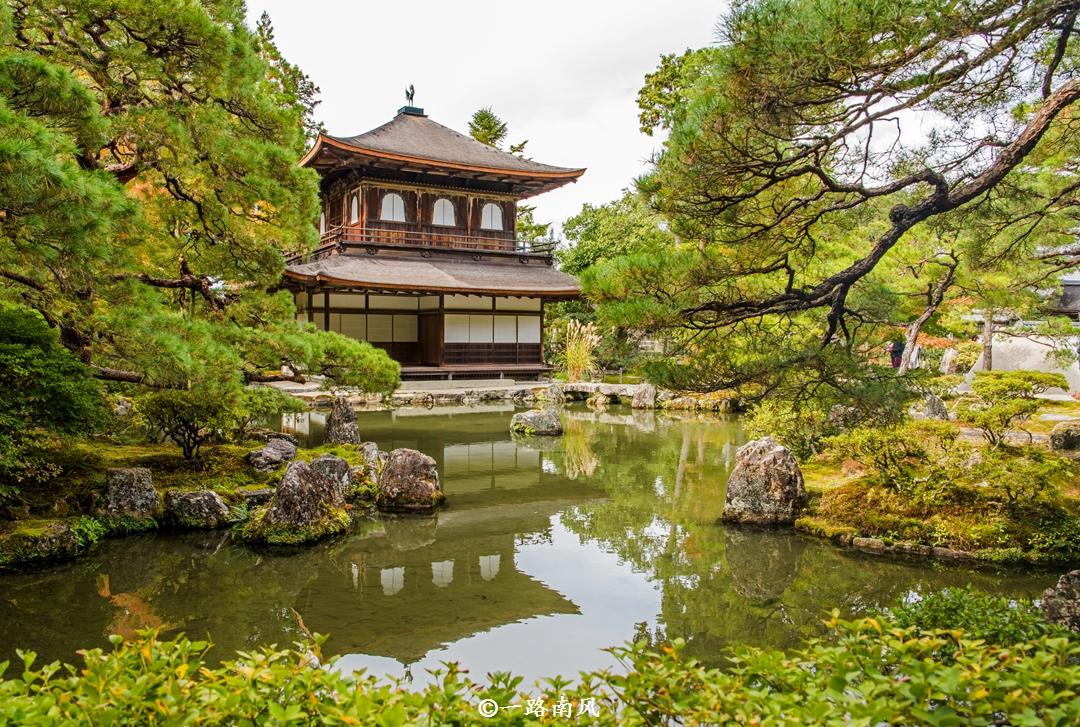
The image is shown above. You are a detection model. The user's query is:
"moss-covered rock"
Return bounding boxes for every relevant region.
[97,468,159,534]
[163,489,231,530]
[1050,422,1080,451]
[375,448,444,514]
[239,460,351,546]
[239,504,350,546]
[0,516,104,568]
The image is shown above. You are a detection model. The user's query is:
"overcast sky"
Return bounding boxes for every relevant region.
[245,1,727,230]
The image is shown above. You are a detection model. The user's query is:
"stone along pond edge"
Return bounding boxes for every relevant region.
[0,430,445,569]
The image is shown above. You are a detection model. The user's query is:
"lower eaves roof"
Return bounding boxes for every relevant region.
[285,254,580,298]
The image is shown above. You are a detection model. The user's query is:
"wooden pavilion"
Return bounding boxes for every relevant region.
[285,102,585,380]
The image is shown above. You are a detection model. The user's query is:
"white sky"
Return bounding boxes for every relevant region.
[246,1,727,231]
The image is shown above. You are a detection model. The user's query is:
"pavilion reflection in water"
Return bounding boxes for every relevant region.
[286,406,603,664]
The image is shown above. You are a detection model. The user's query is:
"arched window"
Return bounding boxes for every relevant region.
[480,202,503,231]
[432,198,455,226]
[380,192,405,222]
[349,194,359,223]
[318,212,326,236]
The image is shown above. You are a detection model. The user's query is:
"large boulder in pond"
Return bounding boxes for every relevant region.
[376,448,444,513]
[510,407,563,436]
[325,395,361,445]
[310,454,352,502]
[1042,569,1080,632]
[721,437,806,526]
[246,437,297,472]
[631,384,657,410]
[240,460,349,545]
[163,490,231,530]
[1049,422,1080,451]
[100,468,159,522]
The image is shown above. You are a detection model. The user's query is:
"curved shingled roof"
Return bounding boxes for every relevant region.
[300,109,585,185]
[340,111,581,174]
[285,254,580,298]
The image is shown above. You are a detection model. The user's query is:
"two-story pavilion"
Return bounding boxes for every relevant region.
[284,104,584,380]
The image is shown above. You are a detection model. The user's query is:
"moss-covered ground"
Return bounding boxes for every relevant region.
[795,397,1080,564]
[1,438,377,568]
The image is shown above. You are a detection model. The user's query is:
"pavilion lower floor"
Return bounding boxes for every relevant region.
[293,290,550,379]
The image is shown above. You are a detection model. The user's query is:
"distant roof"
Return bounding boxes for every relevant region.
[285,253,580,298]
[300,108,585,198]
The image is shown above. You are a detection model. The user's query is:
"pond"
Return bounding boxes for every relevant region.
[0,405,1059,684]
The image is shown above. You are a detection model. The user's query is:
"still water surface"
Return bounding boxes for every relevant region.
[0,405,1058,683]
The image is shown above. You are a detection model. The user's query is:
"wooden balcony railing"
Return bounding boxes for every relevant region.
[287,226,558,263]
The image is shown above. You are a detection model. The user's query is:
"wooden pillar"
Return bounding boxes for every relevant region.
[539,299,545,365]
[306,288,313,324]
[323,290,330,332]
[438,294,445,366]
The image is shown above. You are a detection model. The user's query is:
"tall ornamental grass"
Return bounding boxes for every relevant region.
[563,320,601,382]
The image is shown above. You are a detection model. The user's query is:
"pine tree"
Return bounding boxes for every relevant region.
[0,2,398,397]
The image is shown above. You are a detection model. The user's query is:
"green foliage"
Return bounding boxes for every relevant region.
[0,305,105,498]
[968,446,1072,509]
[810,418,1080,559]
[304,330,400,395]
[69,516,105,550]
[234,387,305,439]
[952,340,983,373]
[467,107,509,148]
[3,613,1080,724]
[745,399,832,460]
[136,388,240,462]
[636,47,721,135]
[825,421,963,495]
[588,0,1080,397]
[558,191,674,276]
[889,587,1074,650]
[959,370,1070,447]
[743,370,916,459]
[0,3,395,403]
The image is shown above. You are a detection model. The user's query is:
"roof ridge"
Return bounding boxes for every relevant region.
[322,111,584,176]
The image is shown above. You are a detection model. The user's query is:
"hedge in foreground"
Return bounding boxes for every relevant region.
[1,611,1079,726]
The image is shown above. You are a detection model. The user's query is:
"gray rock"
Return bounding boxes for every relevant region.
[325,395,361,445]
[240,488,274,507]
[376,448,444,513]
[1041,569,1080,632]
[922,394,950,420]
[101,468,159,520]
[721,437,806,525]
[241,460,349,545]
[246,438,297,472]
[543,383,566,409]
[1049,422,1080,451]
[360,441,384,473]
[827,405,861,429]
[310,454,352,502]
[509,407,563,436]
[163,490,231,530]
[0,518,87,566]
[631,384,657,410]
[586,392,610,410]
[939,347,958,374]
[261,431,299,445]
